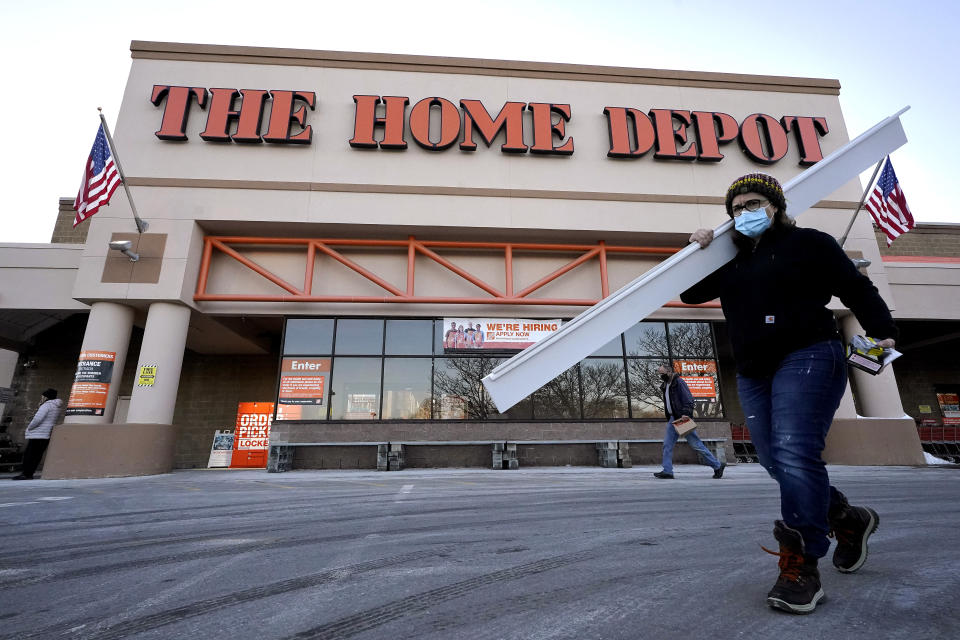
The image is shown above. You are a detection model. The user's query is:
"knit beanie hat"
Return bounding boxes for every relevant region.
[42,388,58,400]
[724,173,787,218]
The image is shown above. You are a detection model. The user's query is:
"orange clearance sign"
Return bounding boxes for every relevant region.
[231,402,274,468]
[65,350,116,416]
[680,376,717,399]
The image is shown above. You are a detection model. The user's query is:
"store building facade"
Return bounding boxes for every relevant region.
[2,41,956,477]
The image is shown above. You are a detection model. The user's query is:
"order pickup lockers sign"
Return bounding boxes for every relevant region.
[231,402,274,468]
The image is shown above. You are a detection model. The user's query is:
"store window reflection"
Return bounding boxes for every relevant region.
[625,322,667,357]
[284,318,333,355]
[278,318,724,422]
[335,319,384,355]
[385,319,433,355]
[382,358,432,419]
[627,358,666,418]
[589,335,623,357]
[433,357,501,420]
[668,322,716,358]
[330,358,382,420]
[533,366,581,419]
[582,359,629,418]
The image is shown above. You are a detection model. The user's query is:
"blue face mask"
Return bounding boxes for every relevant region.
[734,208,772,238]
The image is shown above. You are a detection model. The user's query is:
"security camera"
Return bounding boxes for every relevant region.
[108,239,139,262]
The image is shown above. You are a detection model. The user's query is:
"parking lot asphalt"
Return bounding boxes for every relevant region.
[1,463,958,640]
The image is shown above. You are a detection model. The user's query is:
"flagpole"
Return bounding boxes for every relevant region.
[837,156,885,248]
[98,108,149,234]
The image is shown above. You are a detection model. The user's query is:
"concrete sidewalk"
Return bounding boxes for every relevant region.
[1,464,957,639]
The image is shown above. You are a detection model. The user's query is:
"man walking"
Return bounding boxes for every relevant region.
[654,364,726,479]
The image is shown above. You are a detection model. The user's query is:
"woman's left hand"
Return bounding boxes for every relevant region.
[876,338,896,349]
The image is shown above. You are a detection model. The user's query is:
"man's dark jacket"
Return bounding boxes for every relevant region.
[662,375,694,420]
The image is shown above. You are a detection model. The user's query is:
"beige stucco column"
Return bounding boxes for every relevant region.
[44,302,188,479]
[834,381,858,419]
[127,302,191,424]
[840,314,904,417]
[822,313,923,465]
[63,301,135,424]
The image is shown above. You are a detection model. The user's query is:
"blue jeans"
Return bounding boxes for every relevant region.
[736,339,847,558]
[662,421,722,474]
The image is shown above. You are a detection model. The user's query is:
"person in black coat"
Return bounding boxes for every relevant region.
[683,172,894,614]
[654,364,725,480]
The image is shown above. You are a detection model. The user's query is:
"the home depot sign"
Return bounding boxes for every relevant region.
[150,86,828,165]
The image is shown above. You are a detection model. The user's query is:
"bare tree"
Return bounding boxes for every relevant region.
[433,322,722,421]
[626,358,669,418]
[581,360,628,418]
[533,367,580,418]
[433,357,502,419]
[665,322,715,357]
[625,322,723,419]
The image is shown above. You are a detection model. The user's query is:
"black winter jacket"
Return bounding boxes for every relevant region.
[680,225,898,377]
[662,375,694,420]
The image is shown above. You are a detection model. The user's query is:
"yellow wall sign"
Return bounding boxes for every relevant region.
[137,365,158,387]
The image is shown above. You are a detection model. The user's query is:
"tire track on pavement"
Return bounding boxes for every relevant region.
[1,547,454,640]
[283,548,602,640]
[0,494,671,568]
[0,505,647,588]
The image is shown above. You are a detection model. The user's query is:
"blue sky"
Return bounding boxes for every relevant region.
[1,0,956,242]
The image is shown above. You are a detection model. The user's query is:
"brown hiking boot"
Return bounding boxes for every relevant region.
[829,493,879,573]
[763,520,825,614]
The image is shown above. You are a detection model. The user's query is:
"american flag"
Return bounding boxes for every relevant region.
[73,124,121,227]
[865,157,914,246]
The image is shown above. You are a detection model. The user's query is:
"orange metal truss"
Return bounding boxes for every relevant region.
[194,235,720,308]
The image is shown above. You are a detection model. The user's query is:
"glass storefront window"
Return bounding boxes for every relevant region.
[589,335,624,357]
[329,358,382,420]
[627,358,666,419]
[335,319,384,355]
[279,317,724,422]
[433,356,501,420]
[385,319,434,355]
[382,358,432,419]
[532,366,581,419]
[668,322,716,358]
[581,359,629,418]
[434,321,448,354]
[624,322,667,357]
[277,356,330,421]
[677,371,724,418]
[284,319,334,354]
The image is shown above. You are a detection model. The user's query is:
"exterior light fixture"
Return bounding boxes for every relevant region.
[109,240,140,262]
[851,258,871,269]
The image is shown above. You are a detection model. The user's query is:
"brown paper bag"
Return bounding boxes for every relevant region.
[672,416,697,436]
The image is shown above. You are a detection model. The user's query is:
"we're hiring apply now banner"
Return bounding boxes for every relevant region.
[442,318,562,351]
